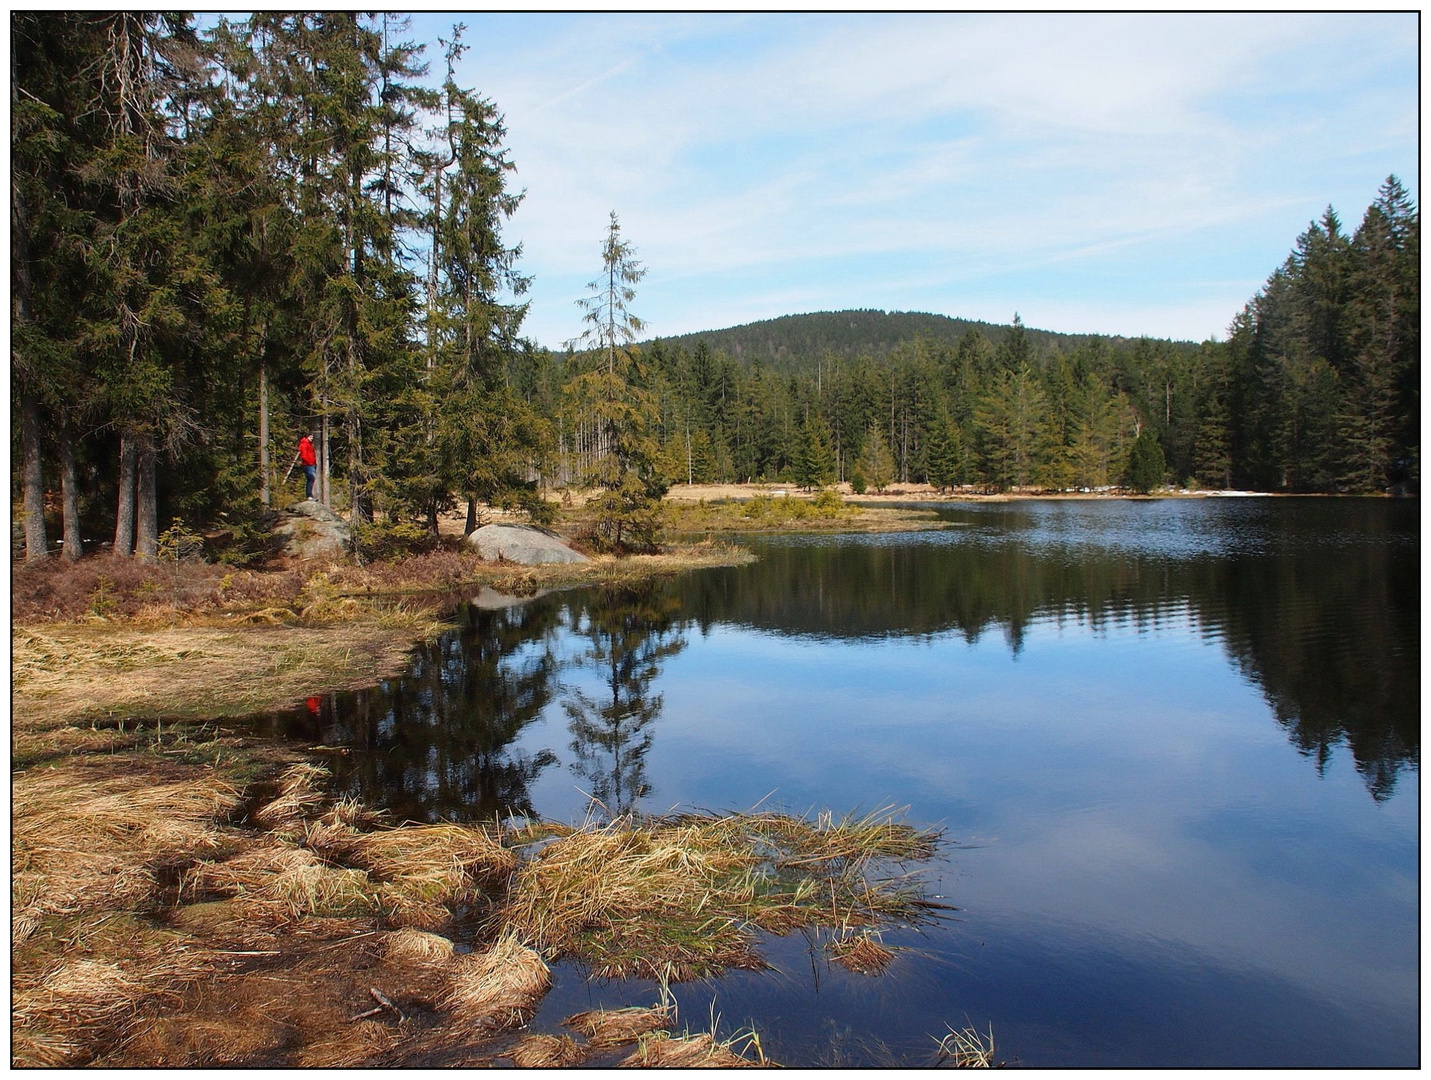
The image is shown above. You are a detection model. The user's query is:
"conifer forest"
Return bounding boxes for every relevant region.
[12,14,1420,563]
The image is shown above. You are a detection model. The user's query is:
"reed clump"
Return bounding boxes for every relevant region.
[251,763,330,834]
[934,1024,997,1068]
[620,1031,760,1068]
[441,934,551,1032]
[501,808,941,981]
[828,930,896,975]
[181,843,382,919]
[509,1033,589,1068]
[564,1005,672,1048]
[305,819,516,929]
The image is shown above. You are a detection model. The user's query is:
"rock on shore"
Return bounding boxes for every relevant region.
[272,499,352,560]
[467,523,588,565]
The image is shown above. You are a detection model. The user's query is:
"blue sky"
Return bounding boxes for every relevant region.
[399,12,1418,349]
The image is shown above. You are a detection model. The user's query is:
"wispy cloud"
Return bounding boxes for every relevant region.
[410,11,1418,346]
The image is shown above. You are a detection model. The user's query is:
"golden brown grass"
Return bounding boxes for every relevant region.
[934,1024,997,1067]
[509,1033,590,1067]
[564,1005,672,1048]
[501,809,941,981]
[441,935,551,1032]
[661,493,942,535]
[305,819,516,929]
[251,763,330,833]
[384,927,457,964]
[182,844,382,919]
[13,763,243,926]
[829,930,896,975]
[620,1031,760,1068]
[11,620,441,733]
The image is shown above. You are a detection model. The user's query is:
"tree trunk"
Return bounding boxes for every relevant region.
[135,432,158,560]
[465,497,477,536]
[59,421,82,561]
[20,388,48,561]
[114,431,137,557]
[259,362,271,507]
[320,409,331,507]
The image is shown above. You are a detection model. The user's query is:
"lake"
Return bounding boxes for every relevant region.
[267,497,1419,1067]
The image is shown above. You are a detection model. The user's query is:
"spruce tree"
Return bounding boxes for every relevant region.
[565,213,665,552]
[1125,428,1166,493]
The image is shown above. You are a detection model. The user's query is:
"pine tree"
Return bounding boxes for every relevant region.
[860,426,896,493]
[565,213,665,552]
[795,412,837,490]
[1125,428,1166,493]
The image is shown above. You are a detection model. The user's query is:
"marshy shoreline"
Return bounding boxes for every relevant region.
[11,527,995,1068]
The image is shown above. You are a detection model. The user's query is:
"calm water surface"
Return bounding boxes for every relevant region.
[268,498,1418,1067]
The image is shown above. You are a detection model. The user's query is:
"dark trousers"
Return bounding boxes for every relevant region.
[304,465,316,499]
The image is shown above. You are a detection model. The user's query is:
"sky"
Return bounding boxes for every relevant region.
[396,11,1418,349]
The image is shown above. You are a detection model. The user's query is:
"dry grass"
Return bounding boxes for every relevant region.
[509,1033,590,1068]
[385,927,457,964]
[251,763,330,833]
[182,844,381,920]
[13,763,243,923]
[501,809,941,981]
[11,621,442,732]
[829,930,896,975]
[564,1005,672,1048]
[934,1024,997,1067]
[306,820,516,929]
[11,916,221,1068]
[620,1032,760,1068]
[441,935,551,1032]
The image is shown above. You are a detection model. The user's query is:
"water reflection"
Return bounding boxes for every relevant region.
[562,585,687,818]
[685,499,1418,800]
[269,498,1416,817]
[282,600,565,822]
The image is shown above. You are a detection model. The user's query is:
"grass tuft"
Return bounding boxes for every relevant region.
[441,935,551,1032]
[251,763,329,833]
[619,1031,760,1068]
[501,808,941,981]
[563,1005,671,1048]
[509,1033,589,1068]
[384,927,457,964]
[829,929,896,975]
[934,1024,997,1067]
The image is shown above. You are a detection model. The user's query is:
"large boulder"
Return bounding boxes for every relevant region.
[271,499,352,560]
[467,523,588,565]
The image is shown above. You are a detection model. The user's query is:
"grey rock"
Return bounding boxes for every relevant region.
[467,523,588,565]
[272,499,352,560]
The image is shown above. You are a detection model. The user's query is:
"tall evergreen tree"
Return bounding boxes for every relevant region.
[565,213,665,552]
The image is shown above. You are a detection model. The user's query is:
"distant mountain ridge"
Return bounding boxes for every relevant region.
[644,309,1196,370]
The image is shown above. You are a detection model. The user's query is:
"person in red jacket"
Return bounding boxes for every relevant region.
[298,434,317,499]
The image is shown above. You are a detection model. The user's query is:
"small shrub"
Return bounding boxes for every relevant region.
[158,519,206,564]
[353,519,440,562]
[742,494,771,520]
[811,488,844,516]
[89,576,118,618]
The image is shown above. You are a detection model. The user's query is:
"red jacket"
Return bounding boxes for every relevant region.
[299,436,316,466]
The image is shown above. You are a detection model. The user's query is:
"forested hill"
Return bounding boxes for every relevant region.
[647,309,1199,373]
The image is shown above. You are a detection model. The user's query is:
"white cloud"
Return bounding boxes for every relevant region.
[422,12,1418,346]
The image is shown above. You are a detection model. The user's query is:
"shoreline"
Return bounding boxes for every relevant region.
[658,481,1403,503]
[11,536,964,1068]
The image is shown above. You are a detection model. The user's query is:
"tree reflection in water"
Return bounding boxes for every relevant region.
[276,499,1413,822]
[560,584,687,820]
[313,600,564,823]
